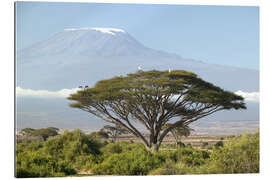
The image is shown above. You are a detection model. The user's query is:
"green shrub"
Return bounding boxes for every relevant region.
[44,129,102,157]
[151,132,260,175]
[156,150,178,162]
[16,151,75,177]
[88,131,109,140]
[202,142,209,148]
[148,146,211,175]
[148,159,177,175]
[101,141,146,155]
[214,141,224,148]
[102,143,123,154]
[92,146,163,175]
[16,129,104,177]
[208,132,259,174]
[148,161,201,175]
[177,141,186,147]
[175,146,210,166]
[16,129,259,177]
[148,167,172,175]
[73,154,99,170]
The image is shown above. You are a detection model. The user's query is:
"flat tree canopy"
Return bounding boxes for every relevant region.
[68,70,246,151]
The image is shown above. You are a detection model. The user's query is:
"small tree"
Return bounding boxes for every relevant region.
[88,131,108,140]
[21,128,35,135]
[97,130,110,139]
[101,124,129,142]
[68,70,246,152]
[162,122,193,146]
[29,127,59,141]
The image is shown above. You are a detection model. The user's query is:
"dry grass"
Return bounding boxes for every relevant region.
[115,134,236,148]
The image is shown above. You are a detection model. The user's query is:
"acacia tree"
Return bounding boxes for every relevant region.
[68,70,246,152]
[88,130,109,140]
[162,122,193,146]
[101,124,129,142]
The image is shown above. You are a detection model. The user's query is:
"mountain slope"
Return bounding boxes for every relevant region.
[16,27,259,92]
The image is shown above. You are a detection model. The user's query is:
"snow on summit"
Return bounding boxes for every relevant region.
[64,27,126,35]
[92,28,126,35]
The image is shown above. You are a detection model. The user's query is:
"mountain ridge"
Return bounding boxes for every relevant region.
[16,27,259,92]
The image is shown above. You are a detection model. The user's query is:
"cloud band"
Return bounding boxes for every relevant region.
[16,87,259,102]
[235,90,259,102]
[16,87,80,98]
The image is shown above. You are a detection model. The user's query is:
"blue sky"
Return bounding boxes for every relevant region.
[16,2,259,70]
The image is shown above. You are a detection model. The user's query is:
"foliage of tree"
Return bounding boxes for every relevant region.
[68,70,246,151]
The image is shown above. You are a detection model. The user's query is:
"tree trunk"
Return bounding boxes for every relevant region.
[144,132,160,152]
[149,143,159,152]
[171,132,178,147]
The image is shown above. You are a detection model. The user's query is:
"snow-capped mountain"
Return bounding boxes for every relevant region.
[17,27,174,60]
[16,27,259,92]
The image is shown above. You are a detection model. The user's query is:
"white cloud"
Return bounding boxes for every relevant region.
[235,90,259,102]
[16,87,80,98]
[16,87,260,102]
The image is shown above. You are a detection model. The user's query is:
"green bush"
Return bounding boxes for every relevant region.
[149,161,199,175]
[207,132,259,174]
[177,141,186,147]
[201,142,209,148]
[16,150,75,177]
[156,150,178,162]
[148,146,211,175]
[16,129,259,177]
[148,159,177,175]
[102,143,123,154]
[88,131,109,140]
[175,146,210,166]
[16,129,103,177]
[73,154,99,170]
[100,141,145,155]
[150,132,259,175]
[44,129,102,157]
[214,141,224,148]
[92,143,163,175]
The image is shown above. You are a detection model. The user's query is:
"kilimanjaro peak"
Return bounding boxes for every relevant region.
[64,27,126,35]
[17,27,157,59]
